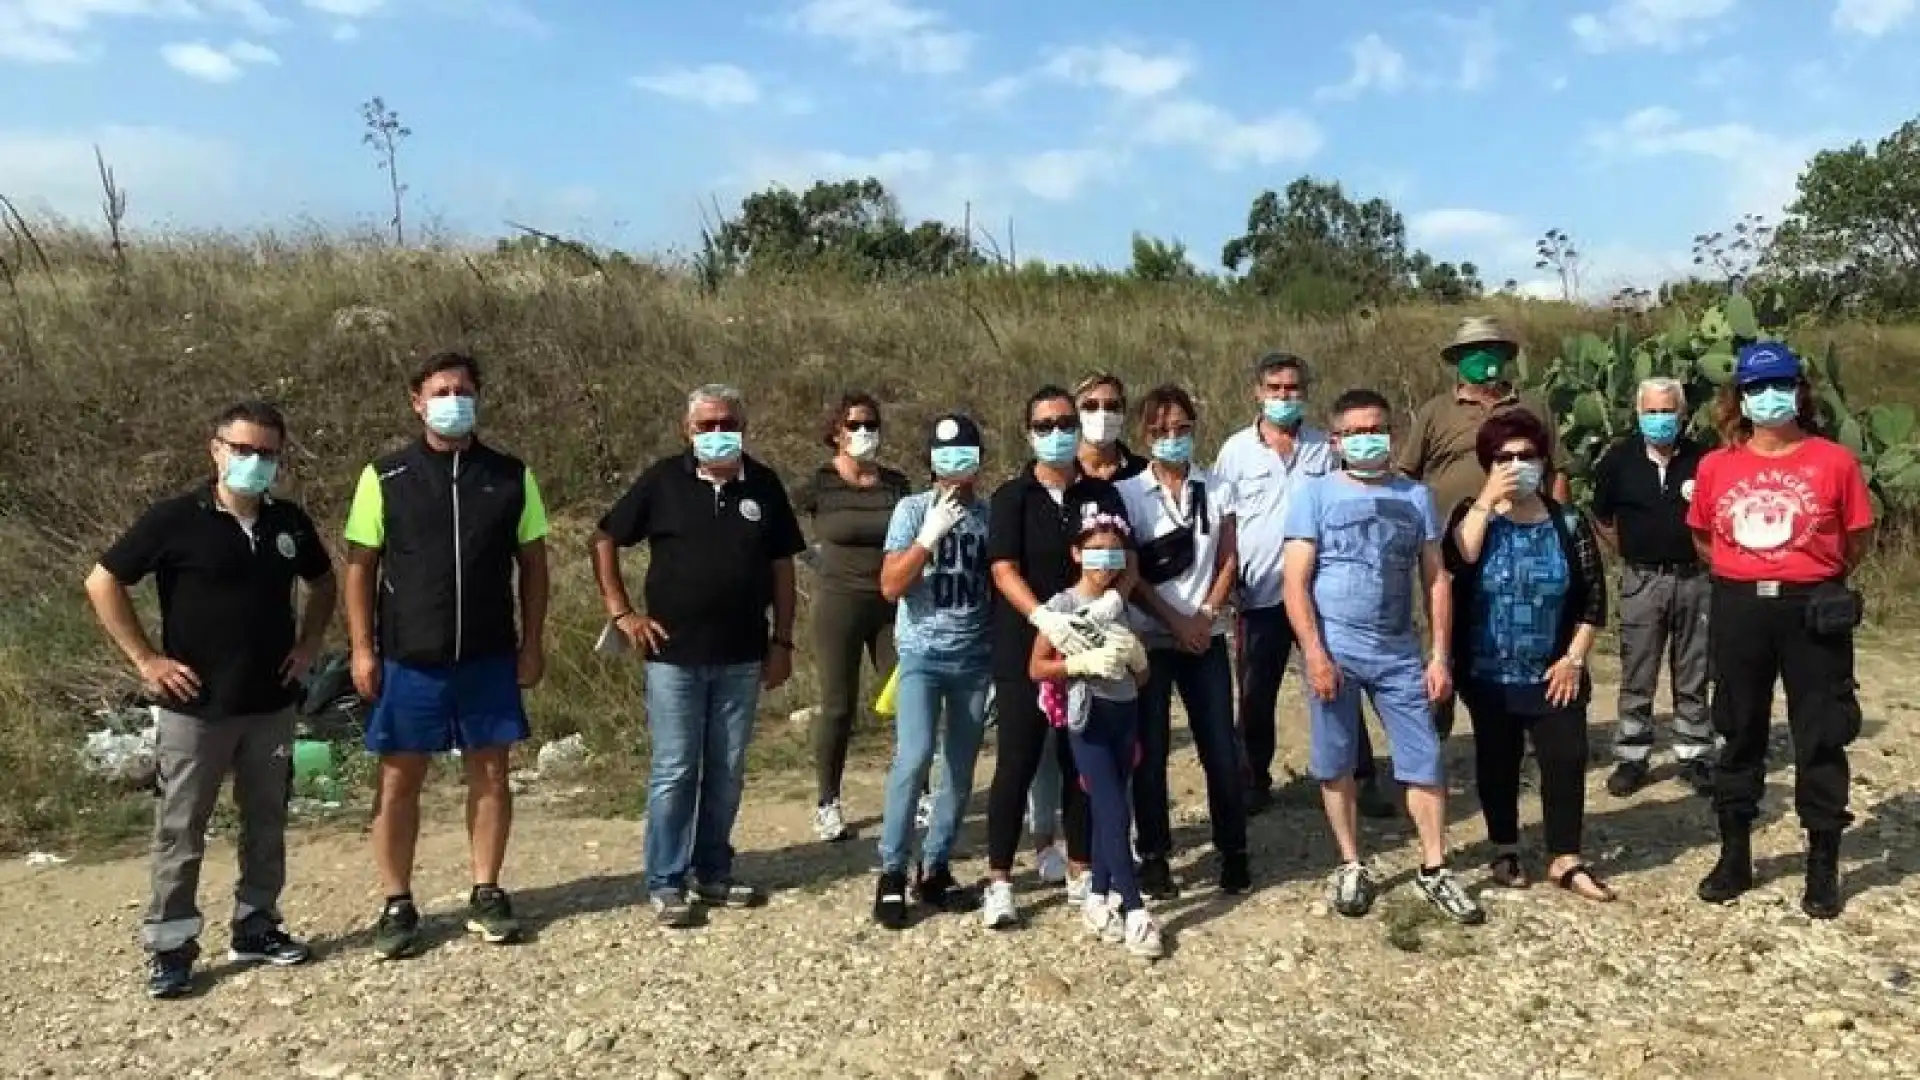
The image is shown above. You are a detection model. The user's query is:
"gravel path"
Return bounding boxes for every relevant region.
[4,644,1918,1078]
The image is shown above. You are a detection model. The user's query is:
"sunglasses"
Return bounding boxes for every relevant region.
[692,417,742,433]
[1029,416,1080,435]
[1490,451,1539,465]
[219,438,281,461]
[1744,378,1797,394]
[1078,399,1125,414]
[843,419,881,432]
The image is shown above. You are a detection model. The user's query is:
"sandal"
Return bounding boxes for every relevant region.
[1487,851,1529,889]
[1555,862,1617,903]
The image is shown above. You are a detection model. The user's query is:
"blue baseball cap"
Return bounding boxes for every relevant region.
[1734,342,1801,387]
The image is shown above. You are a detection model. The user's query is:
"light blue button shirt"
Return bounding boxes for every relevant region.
[1213,421,1335,610]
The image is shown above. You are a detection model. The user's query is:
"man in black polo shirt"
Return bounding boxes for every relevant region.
[978,385,1134,930]
[1591,376,1713,798]
[591,383,805,929]
[85,400,336,1000]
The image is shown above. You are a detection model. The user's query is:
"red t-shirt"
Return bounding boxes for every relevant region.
[1686,436,1873,583]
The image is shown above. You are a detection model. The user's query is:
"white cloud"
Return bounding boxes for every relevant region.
[1011,149,1109,201]
[1570,0,1737,52]
[0,125,240,223]
[159,38,276,82]
[789,0,972,75]
[631,64,762,109]
[1439,9,1503,89]
[1315,34,1406,101]
[1586,105,1814,219]
[329,22,359,40]
[1040,44,1191,98]
[731,147,1010,239]
[303,0,385,14]
[1832,0,1916,35]
[1409,208,1522,245]
[1135,99,1324,169]
[0,0,292,64]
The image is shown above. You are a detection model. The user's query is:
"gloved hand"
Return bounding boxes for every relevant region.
[1082,588,1126,625]
[1030,606,1098,655]
[1110,626,1149,676]
[915,488,967,552]
[1063,643,1127,681]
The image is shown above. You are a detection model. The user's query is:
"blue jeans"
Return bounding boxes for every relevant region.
[1134,636,1248,859]
[642,661,762,895]
[879,653,991,874]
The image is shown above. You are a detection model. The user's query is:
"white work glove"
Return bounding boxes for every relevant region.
[1030,606,1099,655]
[1111,626,1149,676]
[1082,588,1126,625]
[1064,642,1127,681]
[915,488,966,552]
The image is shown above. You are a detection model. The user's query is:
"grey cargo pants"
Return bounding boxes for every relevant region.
[143,707,295,953]
[1612,565,1715,764]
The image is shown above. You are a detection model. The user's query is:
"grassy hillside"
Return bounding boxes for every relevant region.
[6,226,1920,849]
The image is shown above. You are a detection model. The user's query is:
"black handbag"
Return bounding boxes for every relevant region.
[1136,482,1208,586]
[1805,581,1864,636]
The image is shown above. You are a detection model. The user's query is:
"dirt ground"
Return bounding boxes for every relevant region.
[3,639,1917,1079]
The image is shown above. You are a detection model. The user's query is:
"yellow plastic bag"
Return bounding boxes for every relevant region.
[873,665,900,717]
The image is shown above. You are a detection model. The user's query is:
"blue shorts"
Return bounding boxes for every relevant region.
[365,653,529,755]
[1307,645,1442,787]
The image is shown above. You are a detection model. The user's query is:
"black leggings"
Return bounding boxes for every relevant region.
[987,677,1089,872]
[1462,680,1590,856]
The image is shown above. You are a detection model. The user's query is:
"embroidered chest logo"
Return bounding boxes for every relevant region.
[739,498,762,522]
[275,532,298,559]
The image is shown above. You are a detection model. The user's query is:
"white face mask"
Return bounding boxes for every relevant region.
[1080,410,1123,446]
[845,429,881,461]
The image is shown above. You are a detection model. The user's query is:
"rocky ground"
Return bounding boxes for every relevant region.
[3,641,1918,1080]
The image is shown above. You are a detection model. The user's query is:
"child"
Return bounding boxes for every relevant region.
[1028,513,1161,959]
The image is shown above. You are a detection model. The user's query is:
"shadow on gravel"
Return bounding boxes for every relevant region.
[306,911,470,962]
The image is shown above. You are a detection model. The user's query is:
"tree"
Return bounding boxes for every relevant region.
[1691,213,1773,288]
[1534,228,1581,301]
[1769,115,1920,312]
[360,96,410,246]
[1408,251,1483,304]
[707,177,980,280]
[1221,176,1415,312]
[1129,232,1200,282]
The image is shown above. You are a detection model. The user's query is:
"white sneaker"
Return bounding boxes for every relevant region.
[1080,892,1117,938]
[1124,908,1164,959]
[1065,870,1092,906]
[1036,845,1068,885]
[981,881,1019,930]
[813,800,849,842]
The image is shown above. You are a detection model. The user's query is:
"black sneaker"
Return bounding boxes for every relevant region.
[1606,760,1650,798]
[1357,775,1398,819]
[465,885,522,944]
[873,871,910,930]
[146,942,197,1000]
[1677,759,1715,797]
[372,899,421,960]
[229,926,313,966]
[1138,856,1179,900]
[1219,850,1252,895]
[916,864,973,912]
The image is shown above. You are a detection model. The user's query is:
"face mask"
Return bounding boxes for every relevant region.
[1151,434,1194,465]
[1081,547,1126,572]
[223,453,277,497]
[1262,398,1304,426]
[1080,410,1123,446]
[1456,348,1504,386]
[1511,461,1544,497]
[930,445,981,479]
[1031,429,1077,465]
[1742,387,1799,427]
[1639,412,1680,444]
[845,430,880,461]
[1340,433,1392,475]
[693,430,743,464]
[424,395,476,438]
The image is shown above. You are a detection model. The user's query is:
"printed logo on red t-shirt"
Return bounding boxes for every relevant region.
[1713,467,1819,561]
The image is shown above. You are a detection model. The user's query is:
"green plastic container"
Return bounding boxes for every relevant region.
[292,739,333,784]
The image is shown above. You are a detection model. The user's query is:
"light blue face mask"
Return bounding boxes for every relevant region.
[1340,433,1392,476]
[692,430,743,463]
[1511,460,1544,497]
[223,453,277,497]
[1742,387,1798,427]
[424,395,476,438]
[1081,547,1126,571]
[930,446,981,478]
[1263,398,1304,426]
[1031,429,1077,465]
[1639,412,1681,444]
[1151,434,1194,464]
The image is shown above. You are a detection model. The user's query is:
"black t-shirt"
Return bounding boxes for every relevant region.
[99,484,333,719]
[984,464,1130,682]
[1591,434,1704,566]
[598,451,807,667]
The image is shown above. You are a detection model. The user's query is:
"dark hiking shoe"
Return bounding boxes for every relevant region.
[1606,760,1650,798]
[873,871,910,930]
[1677,759,1715,797]
[372,899,421,960]
[1802,830,1844,920]
[1698,815,1755,904]
[1219,850,1252,895]
[1138,856,1179,900]
[229,926,313,966]
[146,942,198,1000]
[465,885,522,944]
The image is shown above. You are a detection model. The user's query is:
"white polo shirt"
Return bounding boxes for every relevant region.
[1213,420,1334,611]
[1118,463,1237,645]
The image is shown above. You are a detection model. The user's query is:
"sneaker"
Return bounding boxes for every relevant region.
[1329,862,1376,918]
[916,864,973,912]
[1357,776,1398,819]
[1219,851,1252,895]
[1035,845,1068,885]
[1081,892,1118,938]
[1138,856,1179,900]
[1606,760,1651,798]
[650,890,697,929]
[814,799,850,843]
[372,899,421,960]
[1677,758,1715,797]
[1123,908,1165,960]
[465,885,522,944]
[229,925,313,966]
[1415,866,1487,925]
[1065,870,1092,906]
[694,880,763,908]
[915,792,935,830]
[145,942,197,999]
[980,880,1019,930]
[873,871,910,930]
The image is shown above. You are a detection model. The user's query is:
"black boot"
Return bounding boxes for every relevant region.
[1697,812,1755,904]
[1801,829,1843,920]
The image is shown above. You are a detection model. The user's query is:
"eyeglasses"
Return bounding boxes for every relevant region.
[1490,451,1539,465]
[692,417,742,433]
[1029,416,1080,435]
[219,438,281,461]
[1079,399,1125,414]
[843,419,880,432]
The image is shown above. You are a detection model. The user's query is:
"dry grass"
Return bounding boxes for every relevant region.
[6,223,1920,850]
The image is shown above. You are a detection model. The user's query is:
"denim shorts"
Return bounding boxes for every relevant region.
[1307,646,1442,787]
[364,652,529,755]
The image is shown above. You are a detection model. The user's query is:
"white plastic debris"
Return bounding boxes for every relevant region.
[81,724,158,787]
[23,852,67,867]
[536,733,588,776]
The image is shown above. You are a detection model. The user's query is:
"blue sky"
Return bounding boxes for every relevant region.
[2,0,1917,295]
